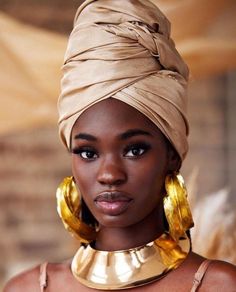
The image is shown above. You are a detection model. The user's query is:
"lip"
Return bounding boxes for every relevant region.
[94,191,133,216]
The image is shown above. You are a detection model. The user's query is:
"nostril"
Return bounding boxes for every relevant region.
[97,164,127,186]
[99,179,124,187]
[98,173,126,186]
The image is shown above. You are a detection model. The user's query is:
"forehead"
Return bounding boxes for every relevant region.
[72,98,161,135]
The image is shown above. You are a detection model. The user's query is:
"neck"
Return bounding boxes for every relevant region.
[95,205,165,251]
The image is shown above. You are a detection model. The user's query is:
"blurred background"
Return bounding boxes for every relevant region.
[0,0,236,288]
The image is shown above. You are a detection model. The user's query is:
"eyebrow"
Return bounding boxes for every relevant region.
[119,129,152,140]
[73,129,152,142]
[74,133,97,141]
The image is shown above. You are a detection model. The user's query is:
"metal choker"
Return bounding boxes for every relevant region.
[71,232,190,290]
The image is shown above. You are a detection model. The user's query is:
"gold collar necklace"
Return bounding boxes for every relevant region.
[71,232,190,290]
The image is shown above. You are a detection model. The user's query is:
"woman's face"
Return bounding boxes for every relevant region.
[71,99,177,228]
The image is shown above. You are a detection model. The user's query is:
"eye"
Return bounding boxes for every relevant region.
[72,147,98,161]
[124,143,150,158]
[80,150,98,160]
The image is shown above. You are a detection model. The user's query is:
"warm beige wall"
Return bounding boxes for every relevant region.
[1,0,236,288]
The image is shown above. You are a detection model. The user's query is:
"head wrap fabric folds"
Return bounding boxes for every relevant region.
[58,0,189,160]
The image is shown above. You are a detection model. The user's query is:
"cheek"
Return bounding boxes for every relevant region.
[71,157,81,181]
[72,157,93,193]
[128,163,167,221]
[132,158,167,193]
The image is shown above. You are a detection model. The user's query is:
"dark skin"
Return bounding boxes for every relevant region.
[71,98,175,251]
[4,99,236,291]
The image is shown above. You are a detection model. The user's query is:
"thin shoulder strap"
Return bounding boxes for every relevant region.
[190,259,212,292]
[39,262,48,292]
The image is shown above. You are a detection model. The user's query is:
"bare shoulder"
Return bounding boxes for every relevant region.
[3,262,70,292]
[3,265,40,292]
[166,252,236,291]
[186,253,236,290]
[206,260,236,288]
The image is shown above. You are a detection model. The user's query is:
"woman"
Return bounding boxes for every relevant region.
[4,0,236,291]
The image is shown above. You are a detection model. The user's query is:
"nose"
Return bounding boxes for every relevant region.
[97,157,127,187]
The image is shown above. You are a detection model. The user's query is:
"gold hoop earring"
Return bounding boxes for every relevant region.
[163,172,194,242]
[56,176,97,243]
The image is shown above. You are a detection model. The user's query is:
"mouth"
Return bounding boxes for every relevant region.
[94,191,133,216]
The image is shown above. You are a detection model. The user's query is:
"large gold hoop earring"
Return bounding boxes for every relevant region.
[56,176,97,244]
[163,172,194,242]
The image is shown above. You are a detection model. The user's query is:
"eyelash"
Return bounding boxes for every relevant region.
[123,143,151,158]
[71,143,151,161]
[71,146,98,161]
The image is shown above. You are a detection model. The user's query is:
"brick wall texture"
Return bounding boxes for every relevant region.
[1,74,236,287]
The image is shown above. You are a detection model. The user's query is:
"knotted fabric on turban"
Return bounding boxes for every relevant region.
[58,0,189,160]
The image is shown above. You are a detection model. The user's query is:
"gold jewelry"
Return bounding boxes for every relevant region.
[71,232,190,290]
[56,176,97,243]
[163,172,194,242]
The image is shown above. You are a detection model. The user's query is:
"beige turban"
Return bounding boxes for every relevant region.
[58,0,189,160]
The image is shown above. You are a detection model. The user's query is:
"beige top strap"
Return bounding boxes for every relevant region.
[39,262,48,292]
[190,260,212,292]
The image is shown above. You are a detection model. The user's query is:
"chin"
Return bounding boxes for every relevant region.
[96,213,142,229]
